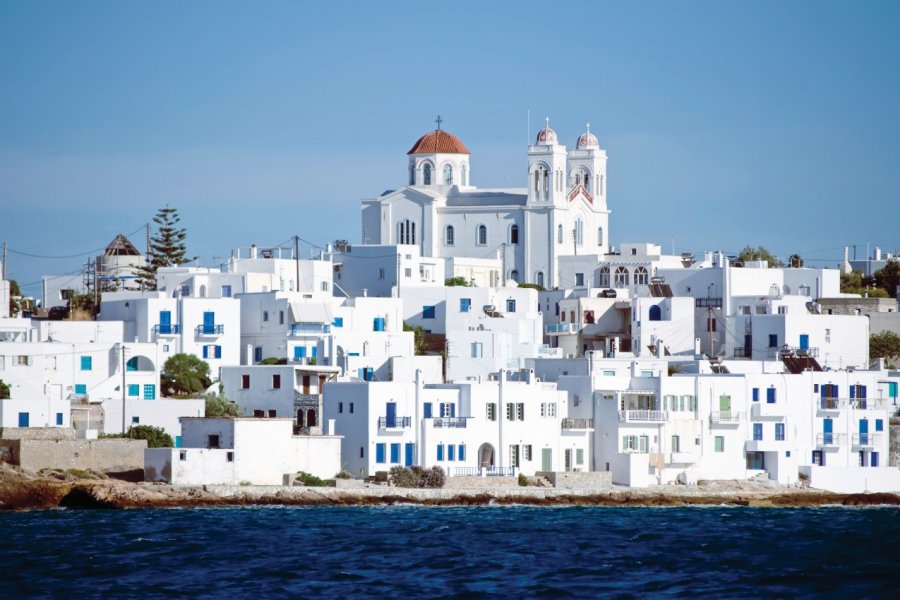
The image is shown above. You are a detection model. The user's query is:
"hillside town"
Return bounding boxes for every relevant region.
[2,122,900,495]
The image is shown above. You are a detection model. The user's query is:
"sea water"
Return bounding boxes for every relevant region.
[2,506,898,598]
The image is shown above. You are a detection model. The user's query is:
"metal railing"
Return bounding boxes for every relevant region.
[816,432,846,446]
[561,418,594,430]
[451,466,517,477]
[695,297,723,308]
[195,324,224,335]
[733,347,751,358]
[377,416,411,429]
[819,397,845,410]
[619,410,668,422]
[433,417,467,428]
[852,433,881,447]
[849,399,886,410]
[152,324,181,335]
[545,323,578,334]
[710,411,742,423]
[290,323,331,335]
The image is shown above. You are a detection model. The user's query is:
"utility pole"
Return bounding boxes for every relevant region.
[2,241,6,280]
[294,235,300,292]
[708,306,714,359]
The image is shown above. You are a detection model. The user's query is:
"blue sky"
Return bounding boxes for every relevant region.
[2,1,899,296]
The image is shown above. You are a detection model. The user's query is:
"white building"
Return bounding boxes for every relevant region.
[144,417,342,485]
[328,244,445,298]
[360,121,611,289]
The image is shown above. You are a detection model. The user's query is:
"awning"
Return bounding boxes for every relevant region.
[289,301,332,324]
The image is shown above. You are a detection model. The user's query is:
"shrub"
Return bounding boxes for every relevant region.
[335,470,353,480]
[259,357,287,365]
[389,465,446,488]
[202,392,240,417]
[161,353,212,397]
[124,425,173,448]
[518,473,529,487]
[0,379,10,400]
[295,471,327,487]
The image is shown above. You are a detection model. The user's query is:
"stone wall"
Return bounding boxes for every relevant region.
[0,438,146,472]
[0,427,75,441]
[443,476,518,490]
[538,471,613,489]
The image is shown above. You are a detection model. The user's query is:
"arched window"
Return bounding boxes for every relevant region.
[599,174,604,196]
[634,266,649,285]
[477,224,487,246]
[599,266,610,287]
[423,163,432,185]
[445,225,455,246]
[535,272,544,288]
[409,166,415,185]
[614,266,630,287]
[306,408,317,427]
[443,164,453,185]
[575,218,584,246]
[581,169,591,194]
[509,270,518,283]
[597,227,604,246]
[297,409,304,427]
[534,170,540,192]
[510,224,519,245]
[649,305,662,321]
[398,219,416,245]
[557,224,563,244]
[543,170,549,193]
[461,164,467,186]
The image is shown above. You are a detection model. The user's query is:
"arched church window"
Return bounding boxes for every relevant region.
[443,164,453,185]
[543,170,549,193]
[423,163,432,185]
[509,269,518,283]
[575,219,584,246]
[409,166,415,185]
[535,272,544,288]
[557,224,563,244]
[634,266,649,285]
[534,170,540,192]
[599,266,610,287]
[583,170,591,194]
[398,219,416,245]
[597,227,604,246]
[461,164,467,186]
[614,266,630,287]
[599,174,604,196]
[445,225,455,246]
[510,224,519,245]
[477,225,487,246]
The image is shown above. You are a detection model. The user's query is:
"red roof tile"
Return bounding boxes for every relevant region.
[407,130,470,155]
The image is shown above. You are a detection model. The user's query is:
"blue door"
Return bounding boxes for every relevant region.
[385,402,396,428]
[799,334,809,350]
[18,412,29,427]
[404,443,414,467]
[872,452,879,467]
[859,419,869,445]
[203,311,215,334]
[823,418,833,444]
[159,310,172,334]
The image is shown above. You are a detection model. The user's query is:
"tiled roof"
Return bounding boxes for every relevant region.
[103,234,142,257]
[407,129,470,155]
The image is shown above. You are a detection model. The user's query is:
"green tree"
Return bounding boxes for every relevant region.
[403,322,426,355]
[444,276,471,287]
[8,279,21,317]
[788,254,804,268]
[0,379,10,399]
[136,206,193,290]
[737,245,783,268]
[840,270,889,297]
[259,356,287,365]
[161,353,212,397]
[125,425,173,448]
[518,282,545,291]
[202,392,241,417]
[870,331,900,360]
[873,260,900,297]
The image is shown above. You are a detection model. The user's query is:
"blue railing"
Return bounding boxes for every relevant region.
[377,416,411,429]
[195,324,224,335]
[152,324,181,335]
[290,323,331,335]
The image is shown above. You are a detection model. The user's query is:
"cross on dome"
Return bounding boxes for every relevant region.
[435,115,443,130]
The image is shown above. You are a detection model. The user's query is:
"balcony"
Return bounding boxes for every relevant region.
[618,410,668,423]
[377,416,411,429]
[710,411,742,425]
[852,433,881,447]
[432,417,467,428]
[152,324,181,335]
[849,399,887,411]
[195,324,224,336]
[451,466,516,477]
[695,297,723,308]
[818,397,846,412]
[561,418,594,430]
[750,403,786,419]
[816,432,846,448]
[745,437,787,452]
[290,323,331,335]
[545,323,579,334]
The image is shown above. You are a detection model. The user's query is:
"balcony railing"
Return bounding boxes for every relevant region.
[152,324,181,335]
[850,399,886,410]
[433,417,467,428]
[619,410,668,422]
[816,432,846,446]
[451,466,517,477]
[561,418,594,430]
[710,411,742,423]
[545,323,578,334]
[819,397,845,410]
[695,297,723,308]
[733,347,751,359]
[852,433,881,447]
[195,324,224,335]
[377,416,411,429]
[290,323,331,335]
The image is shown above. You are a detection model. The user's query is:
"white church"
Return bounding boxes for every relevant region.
[360,119,611,289]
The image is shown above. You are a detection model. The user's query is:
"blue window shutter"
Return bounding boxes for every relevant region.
[850,385,855,399]
[75,384,87,395]
[144,384,156,400]
[423,306,435,319]
[215,346,222,359]
[81,356,91,371]
[128,384,139,396]
[333,317,343,327]
[294,346,302,359]
[18,412,29,427]
[876,419,884,432]
[459,445,466,461]
[448,445,455,461]
[450,404,456,418]
[752,388,759,402]
[202,345,209,359]
[254,347,262,362]
[437,444,444,461]
[175,436,182,448]
[376,443,385,463]
[390,443,400,463]
[423,403,432,418]
[766,388,776,403]
[298,346,307,358]
[56,412,63,426]
[311,346,318,358]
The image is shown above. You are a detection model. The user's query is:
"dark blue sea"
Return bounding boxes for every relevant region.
[2,506,898,598]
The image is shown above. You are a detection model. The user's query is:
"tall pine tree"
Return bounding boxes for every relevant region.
[137,206,193,290]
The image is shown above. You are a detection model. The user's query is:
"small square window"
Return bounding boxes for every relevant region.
[226,452,234,462]
[179,451,187,461]
[132,416,140,424]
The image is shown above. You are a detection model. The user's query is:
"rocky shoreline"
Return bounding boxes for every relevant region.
[3,467,900,510]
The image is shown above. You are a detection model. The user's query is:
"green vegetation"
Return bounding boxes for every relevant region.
[444,276,471,287]
[518,473,529,487]
[202,392,241,417]
[0,379,10,400]
[136,206,194,290]
[335,470,353,480]
[259,357,288,365]
[403,322,426,355]
[737,245,783,268]
[873,261,900,297]
[518,282,545,291]
[788,254,804,268]
[161,353,212,397]
[870,331,900,360]
[840,270,890,297]
[294,471,330,487]
[388,465,446,488]
[8,279,22,317]
[103,425,174,448]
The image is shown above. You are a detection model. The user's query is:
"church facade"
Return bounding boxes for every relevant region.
[360,121,611,289]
